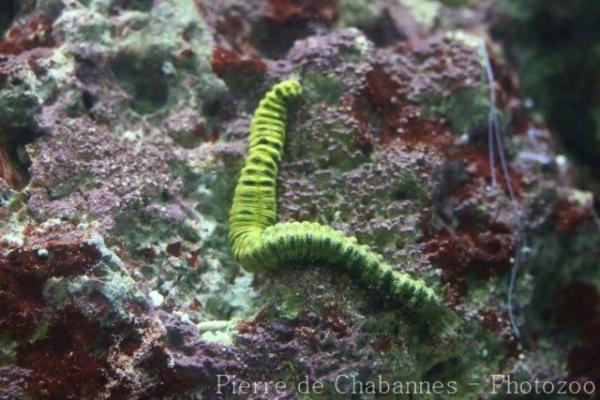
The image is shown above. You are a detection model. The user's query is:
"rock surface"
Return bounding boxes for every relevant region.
[0,0,598,399]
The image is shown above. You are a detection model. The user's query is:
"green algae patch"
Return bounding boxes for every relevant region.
[0,333,18,365]
[303,73,344,106]
[27,323,49,345]
[398,0,441,29]
[338,0,380,29]
[419,86,490,135]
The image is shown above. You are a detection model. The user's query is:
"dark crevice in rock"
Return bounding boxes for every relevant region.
[251,18,322,59]
[81,90,96,113]
[359,10,407,48]
[593,194,600,219]
[0,129,38,189]
[250,0,339,59]
[0,0,18,36]
[111,50,170,114]
[109,0,154,14]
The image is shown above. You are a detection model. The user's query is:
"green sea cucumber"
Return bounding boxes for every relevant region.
[229,79,442,314]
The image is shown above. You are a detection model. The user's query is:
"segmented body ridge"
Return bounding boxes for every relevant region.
[229,80,442,312]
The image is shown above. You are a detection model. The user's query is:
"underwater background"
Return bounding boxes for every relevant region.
[0,0,598,399]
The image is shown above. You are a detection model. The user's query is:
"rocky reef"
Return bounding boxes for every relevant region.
[0,0,598,399]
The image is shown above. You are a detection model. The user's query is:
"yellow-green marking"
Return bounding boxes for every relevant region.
[229,79,442,313]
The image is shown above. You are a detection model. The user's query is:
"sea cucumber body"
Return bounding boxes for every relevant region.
[229,80,441,310]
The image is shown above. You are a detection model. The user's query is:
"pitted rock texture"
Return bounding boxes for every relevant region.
[0,0,598,399]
